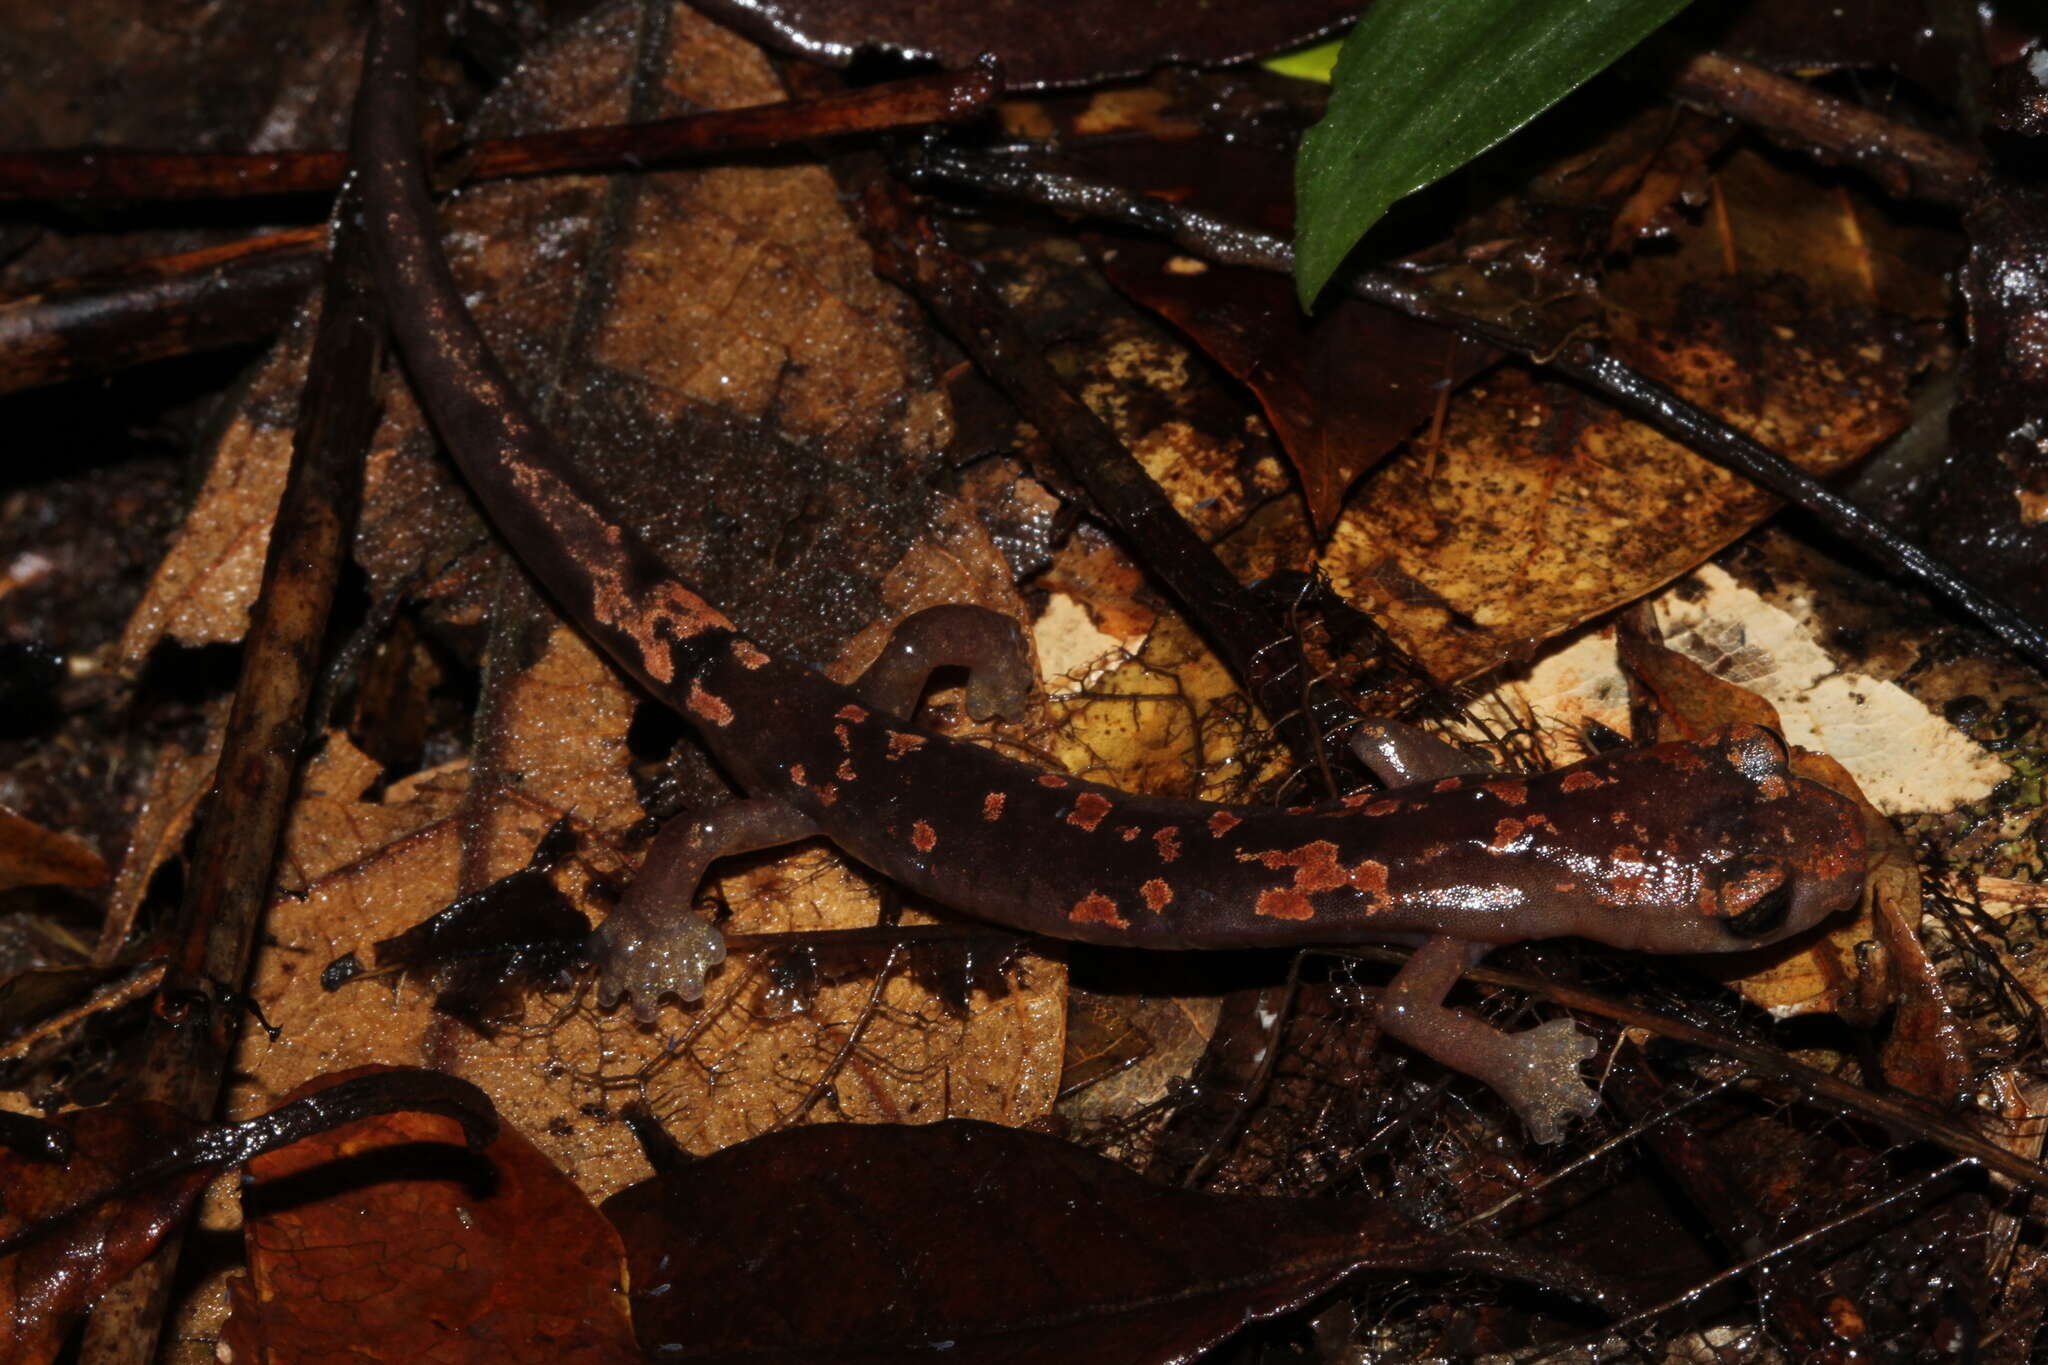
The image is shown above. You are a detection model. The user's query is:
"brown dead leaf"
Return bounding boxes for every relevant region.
[193,0,1050,1211]
[1324,311,1912,683]
[94,724,221,962]
[0,804,105,893]
[222,1067,637,1365]
[115,331,308,666]
[1296,137,1937,683]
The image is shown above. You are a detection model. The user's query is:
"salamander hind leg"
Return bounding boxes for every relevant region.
[592,798,820,1020]
[1347,719,1494,787]
[853,604,1033,721]
[1377,936,1599,1144]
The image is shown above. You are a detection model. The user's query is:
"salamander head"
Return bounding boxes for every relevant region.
[1598,724,1866,953]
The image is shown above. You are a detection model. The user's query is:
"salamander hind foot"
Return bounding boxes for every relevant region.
[589,909,726,1021]
[1486,1019,1601,1145]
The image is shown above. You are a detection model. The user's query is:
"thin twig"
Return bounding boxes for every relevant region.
[0,228,322,394]
[75,123,387,1365]
[1649,45,1983,207]
[0,63,997,203]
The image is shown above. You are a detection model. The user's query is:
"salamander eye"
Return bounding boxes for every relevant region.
[1723,878,1793,938]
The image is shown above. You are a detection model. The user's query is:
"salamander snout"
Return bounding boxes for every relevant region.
[1707,731,1868,947]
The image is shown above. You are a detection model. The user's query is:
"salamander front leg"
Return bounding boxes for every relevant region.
[1377,935,1599,1144]
[592,799,819,1019]
[854,604,1033,721]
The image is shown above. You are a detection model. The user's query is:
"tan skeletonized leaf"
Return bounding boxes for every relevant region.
[95,721,222,962]
[215,7,1068,1220]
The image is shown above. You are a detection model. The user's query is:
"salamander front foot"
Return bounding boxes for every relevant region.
[589,909,726,1021]
[1481,1018,1601,1146]
[1378,935,1602,1144]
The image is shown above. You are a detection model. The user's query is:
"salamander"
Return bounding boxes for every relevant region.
[354,0,1869,1142]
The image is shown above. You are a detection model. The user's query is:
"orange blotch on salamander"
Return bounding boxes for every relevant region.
[1068,892,1128,929]
[1208,810,1241,837]
[911,820,937,853]
[1239,840,1389,919]
[1660,747,1708,772]
[834,723,853,750]
[1068,791,1113,832]
[1483,780,1528,806]
[1141,878,1173,911]
[1255,887,1315,920]
[836,704,868,723]
[790,763,807,786]
[886,732,926,759]
[982,792,1006,822]
[837,760,858,781]
[1240,840,1349,892]
[1364,799,1400,817]
[730,640,771,670]
[1118,826,1141,842]
[687,681,734,727]
[1154,827,1183,862]
[1433,777,1464,793]
[1559,769,1608,793]
[1037,774,1070,789]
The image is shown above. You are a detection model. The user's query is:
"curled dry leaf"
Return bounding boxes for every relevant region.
[0,804,106,893]
[1615,610,1974,1102]
[95,719,221,962]
[0,1069,492,1365]
[222,1067,637,1365]
[602,1118,1613,1363]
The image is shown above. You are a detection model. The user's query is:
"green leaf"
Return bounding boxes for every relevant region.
[1293,0,1692,307]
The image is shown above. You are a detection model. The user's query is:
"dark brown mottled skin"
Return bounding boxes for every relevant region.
[355,0,1868,1139]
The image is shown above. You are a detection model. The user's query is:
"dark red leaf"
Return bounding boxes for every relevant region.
[224,1066,636,1365]
[603,1118,1612,1363]
[689,0,1360,91]
[1097,238,1496,534]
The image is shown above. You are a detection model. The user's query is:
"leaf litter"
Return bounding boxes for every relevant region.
[6,0,2048,1359]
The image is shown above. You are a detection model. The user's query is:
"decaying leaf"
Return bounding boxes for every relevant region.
[602,1118,1611,1363]
[0,1101,205,1365]
[115,332,309,666]
[223,1067,636,1365]
[1317,149,1932,681]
